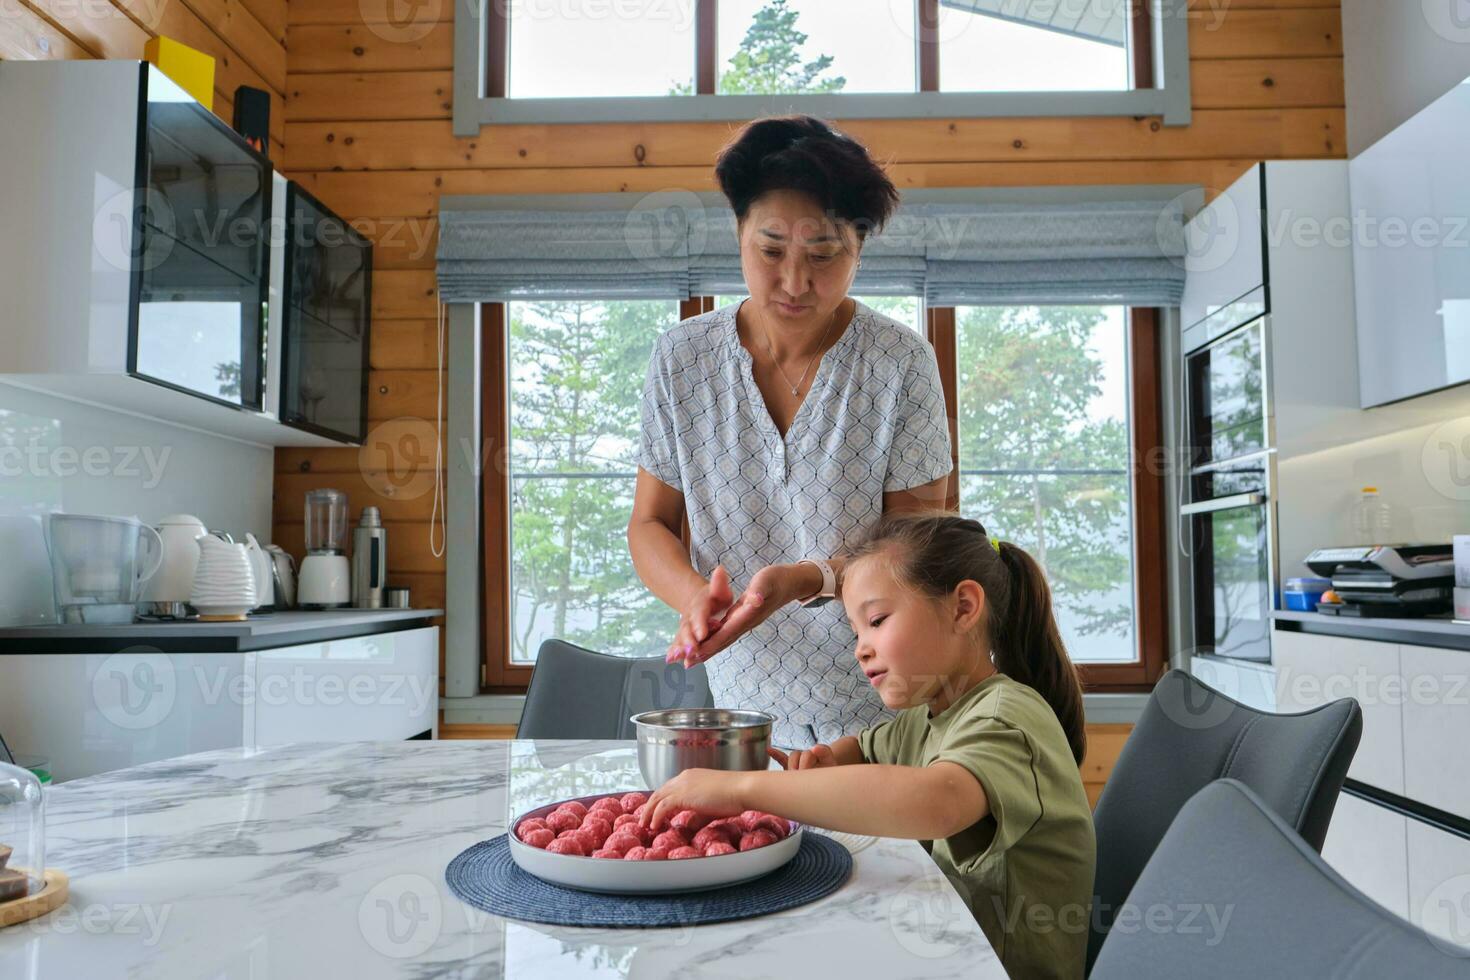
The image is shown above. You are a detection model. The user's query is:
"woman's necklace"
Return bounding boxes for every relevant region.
[758,301,842,397]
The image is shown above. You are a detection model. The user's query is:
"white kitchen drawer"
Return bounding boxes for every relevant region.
[1407,818,1470,952]
[247,626,438,745]
[1400,644,1470,821]
[1322,791,1410,920]
[1273,629,1404,794]
[1189,654,1276,713]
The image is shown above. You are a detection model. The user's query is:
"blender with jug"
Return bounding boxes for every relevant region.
[297,489,350,608]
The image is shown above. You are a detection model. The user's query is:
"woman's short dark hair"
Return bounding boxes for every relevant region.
[714,115,900,244]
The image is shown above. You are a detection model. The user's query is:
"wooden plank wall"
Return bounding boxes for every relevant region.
[275,0,1345,697]
[0,0,288,159]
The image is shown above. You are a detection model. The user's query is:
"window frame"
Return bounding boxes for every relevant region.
[481,299,1168,692]
[452,0,1190,136]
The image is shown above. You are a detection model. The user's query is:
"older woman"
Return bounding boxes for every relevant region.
[627,115,953,749]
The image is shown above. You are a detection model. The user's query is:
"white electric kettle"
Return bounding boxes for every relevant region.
[141,514,207,618]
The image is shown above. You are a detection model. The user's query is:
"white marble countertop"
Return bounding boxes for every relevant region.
[0,740,1002,979]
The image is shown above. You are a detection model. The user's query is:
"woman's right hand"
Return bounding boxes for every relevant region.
[666,565,737,665]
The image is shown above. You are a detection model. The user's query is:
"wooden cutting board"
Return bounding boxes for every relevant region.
[0,870,68,928]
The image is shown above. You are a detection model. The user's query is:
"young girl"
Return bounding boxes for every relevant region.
[641,512,1096,980]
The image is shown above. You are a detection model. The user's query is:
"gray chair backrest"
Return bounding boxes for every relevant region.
[1091,779,1470,978]
[1088,669,1362,972]
[516,638,715,740]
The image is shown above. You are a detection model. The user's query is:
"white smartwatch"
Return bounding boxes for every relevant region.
[797,558,838,608]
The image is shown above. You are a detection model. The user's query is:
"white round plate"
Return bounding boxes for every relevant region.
[507,793,803,895]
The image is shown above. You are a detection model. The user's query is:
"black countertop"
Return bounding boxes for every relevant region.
[0,608,444,654]
[1272,610,1470,652]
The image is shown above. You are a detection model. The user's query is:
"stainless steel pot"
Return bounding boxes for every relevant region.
[631,708,773,789]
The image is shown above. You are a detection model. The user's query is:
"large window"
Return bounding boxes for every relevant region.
[506,0,696,98]
[455,0,1188,133]
[939,2,1131,92]
[483,297,1166,689]
[504,300,682,666]
[953,306,1136,664]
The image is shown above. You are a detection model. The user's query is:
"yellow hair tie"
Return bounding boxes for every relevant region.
[991,537,1002,554]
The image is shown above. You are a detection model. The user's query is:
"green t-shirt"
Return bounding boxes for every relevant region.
[857,672,1095,980]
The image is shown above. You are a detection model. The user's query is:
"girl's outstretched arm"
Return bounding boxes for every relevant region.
[643,762,989,841]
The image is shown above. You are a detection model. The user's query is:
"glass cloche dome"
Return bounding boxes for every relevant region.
[0,760,46,905]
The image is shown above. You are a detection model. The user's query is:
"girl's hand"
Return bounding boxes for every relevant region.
[641,769,751,831]
[769,745,838,770]
[672,563,817,668]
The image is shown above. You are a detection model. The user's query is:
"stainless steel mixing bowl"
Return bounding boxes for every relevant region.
[631,708,774,788]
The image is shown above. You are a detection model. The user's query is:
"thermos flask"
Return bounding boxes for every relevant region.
[351,506,388,609]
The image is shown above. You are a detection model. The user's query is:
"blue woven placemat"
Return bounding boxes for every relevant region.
[445,832,852,928]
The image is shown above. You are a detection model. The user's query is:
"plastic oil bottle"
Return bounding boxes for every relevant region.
[1351,486,1394,546]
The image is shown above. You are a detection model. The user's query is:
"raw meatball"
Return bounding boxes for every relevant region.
[556,801,589,819]
[515,818,549,841]
[622,847,650,860]
[590,848,621,859]
[545,837,585,856]
[520,827,555,849]
[612,813,640,831]
[703,841,737,857]
[670,810,710,835]
[633,802,652,820]
[619,792,649,812]
[737,810,766,833]
[581,816,613,845]
[642,847,669,861]
[739,829,778,852]
[546,810,582,834]
[604,832,642,855]
[589,797,624,818]
[627,823,656,846]
[668,846,702,860]
[569,827,602,853]
[749,815,789,839]
[652,830,687,852]
[693,825,735,851]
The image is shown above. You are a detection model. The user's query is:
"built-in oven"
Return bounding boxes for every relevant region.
[1182,318,1277,662]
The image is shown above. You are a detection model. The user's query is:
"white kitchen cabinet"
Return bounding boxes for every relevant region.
[1189,654,1276,712]
[1400,645,1470,821]
[0,627,439,782]
[0,59,352,448]
[1272,629,1405,794]
[1351,79,1470,407]
[1322,791,1410,920]
[1180,163,1266,346]
[248,628,438,745]
[1407,819,1470,953]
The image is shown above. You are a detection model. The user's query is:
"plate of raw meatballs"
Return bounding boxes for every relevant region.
[508,791,802,894]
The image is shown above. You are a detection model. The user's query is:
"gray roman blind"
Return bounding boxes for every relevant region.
[437,194,1188,306]
[913,200,1187,306]
[436,210,690,301]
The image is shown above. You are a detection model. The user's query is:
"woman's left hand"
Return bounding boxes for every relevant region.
[675,562,817,667]
[641,768,752,831]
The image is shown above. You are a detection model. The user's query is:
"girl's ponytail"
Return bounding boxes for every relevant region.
[846,511,1087,764]
[993,541,1086,765]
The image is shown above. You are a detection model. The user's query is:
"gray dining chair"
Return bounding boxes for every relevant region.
[516,638,715,740]
[1091,779,1470,978]
[1087,669,1362,972]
